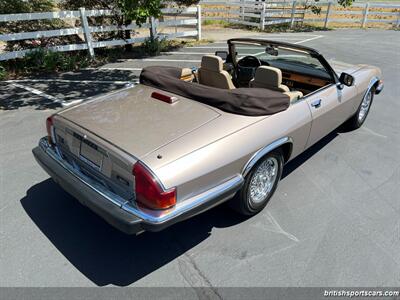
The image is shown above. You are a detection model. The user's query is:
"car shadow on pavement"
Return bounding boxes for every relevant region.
[20,179,249,286]
[21,129,339,286]
[282,130,338,179]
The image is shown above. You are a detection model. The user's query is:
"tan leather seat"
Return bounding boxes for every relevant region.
[198,55,235,89]
[250,66,303,103]
[180,68,194,82]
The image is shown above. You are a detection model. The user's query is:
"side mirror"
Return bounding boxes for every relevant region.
[215,51,228,61]
[265,46,278,56]
[339,72,354,87]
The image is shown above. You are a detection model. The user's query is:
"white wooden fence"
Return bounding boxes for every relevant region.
[201,0,400,29]
[0,6,201,61]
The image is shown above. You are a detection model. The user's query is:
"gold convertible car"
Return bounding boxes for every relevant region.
[33,39,384,234]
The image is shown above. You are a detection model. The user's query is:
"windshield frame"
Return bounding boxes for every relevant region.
[227,38,338,84]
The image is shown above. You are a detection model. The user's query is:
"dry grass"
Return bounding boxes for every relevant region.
[202,4,400,30]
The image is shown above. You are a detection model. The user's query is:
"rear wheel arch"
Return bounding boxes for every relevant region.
[277,142,292,163]
[242,137,293,177]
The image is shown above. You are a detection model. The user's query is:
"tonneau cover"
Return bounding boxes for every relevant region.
[139,66,290,116]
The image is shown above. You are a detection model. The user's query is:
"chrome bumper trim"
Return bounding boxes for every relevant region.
[38,137,243,226]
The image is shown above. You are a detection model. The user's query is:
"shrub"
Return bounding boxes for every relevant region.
[142,37,166,56]
[0,65,7,80]
[4,48,92,75]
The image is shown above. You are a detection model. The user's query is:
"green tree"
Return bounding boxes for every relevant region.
[304,0,354,15]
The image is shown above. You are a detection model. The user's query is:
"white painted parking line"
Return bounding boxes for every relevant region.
[105,58,202,62]
[7,79,135,108]
[161,51,213,55]
[187,35,324,49]
[160,51,260,56]
[99,67,143,71]
[9,82,64,104]
[140,58,201,62]
[6,79,132,85]
[294,35,324,44]
[187,46,239,49]
[10,82,85,107]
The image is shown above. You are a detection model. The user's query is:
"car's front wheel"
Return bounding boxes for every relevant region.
[231,149,283,216]
[345,87,375,130]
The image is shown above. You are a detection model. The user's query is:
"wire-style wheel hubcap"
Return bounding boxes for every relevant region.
[248,157,278,204]
[358,90,372,122]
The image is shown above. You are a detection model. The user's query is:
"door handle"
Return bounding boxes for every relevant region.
[311,99,322,108]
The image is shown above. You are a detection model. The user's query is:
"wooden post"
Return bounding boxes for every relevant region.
[361,3,370,28]
[260,2,266,30]
[79,7,94,58]
[397,11,400,28]
[196,5,202,41]
[290,1,297,29]
[240,0,245,21]
[324,2,332,29]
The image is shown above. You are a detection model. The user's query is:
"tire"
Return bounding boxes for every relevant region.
[345,87,375,130]
[230,149,284,216]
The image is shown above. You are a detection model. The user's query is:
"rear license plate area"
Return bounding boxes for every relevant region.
[79,138,103,171]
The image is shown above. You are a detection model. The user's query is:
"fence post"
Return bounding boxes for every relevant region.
[197,5,202,41]
[150,16,157,39]
[290,1,297,29]
[361,3,370,28]
[397,11,400,27]
[240,0,245,21]
[79,7,94,58]
[324,2,332,29]
[260,2,266,30]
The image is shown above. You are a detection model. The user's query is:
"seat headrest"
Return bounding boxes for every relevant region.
[254,66,283,86]
[201,55,223,72]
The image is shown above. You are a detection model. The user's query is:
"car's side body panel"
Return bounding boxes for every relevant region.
[304,83,358,147]
[146,100,312,202]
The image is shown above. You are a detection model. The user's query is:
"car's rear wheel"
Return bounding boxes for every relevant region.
[345,87,375,130]
[230,149,283,216]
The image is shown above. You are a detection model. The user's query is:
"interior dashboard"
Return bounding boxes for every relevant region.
[281,71,331,93]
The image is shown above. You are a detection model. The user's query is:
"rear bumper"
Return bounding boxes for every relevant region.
[32,138,243,234]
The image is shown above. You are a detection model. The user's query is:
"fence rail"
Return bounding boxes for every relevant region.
[201,0,400,29]
[0,6,201,61]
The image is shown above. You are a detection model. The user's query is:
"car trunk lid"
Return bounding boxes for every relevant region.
[58,84,221,159]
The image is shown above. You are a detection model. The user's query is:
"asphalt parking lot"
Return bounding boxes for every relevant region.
[0,29,399,288]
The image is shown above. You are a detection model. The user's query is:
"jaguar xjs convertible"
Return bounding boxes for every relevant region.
[33,38,384,234]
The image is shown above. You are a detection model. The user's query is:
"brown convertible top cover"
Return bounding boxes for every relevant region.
[139,66,290,116]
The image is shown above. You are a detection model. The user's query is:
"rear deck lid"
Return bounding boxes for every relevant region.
[58,85,220,158]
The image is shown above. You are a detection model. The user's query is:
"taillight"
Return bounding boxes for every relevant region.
[133,162,176,210]
[46,116,55,146]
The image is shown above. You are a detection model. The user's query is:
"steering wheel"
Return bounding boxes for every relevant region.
[237,55,262,68]
[236,56,262,87]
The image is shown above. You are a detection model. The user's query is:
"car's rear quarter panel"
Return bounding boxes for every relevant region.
[143,101,312,202]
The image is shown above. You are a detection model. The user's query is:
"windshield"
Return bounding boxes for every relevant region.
[234,42,331,79]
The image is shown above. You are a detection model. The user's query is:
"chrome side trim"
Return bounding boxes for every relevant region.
[122,175,243,224]
[39,137,243,225]
[375,80,384,94]
[242,137,293,177]
[365,76,379,97]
